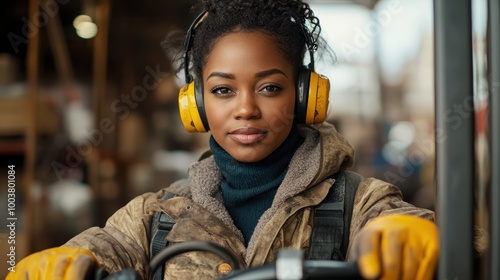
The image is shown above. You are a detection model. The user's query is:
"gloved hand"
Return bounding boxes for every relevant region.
[6,247,97,280]
[350,215,439,280]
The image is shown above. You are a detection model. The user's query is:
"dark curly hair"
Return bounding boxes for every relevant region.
[164,0,328,84]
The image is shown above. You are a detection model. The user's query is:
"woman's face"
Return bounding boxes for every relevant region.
[203,31,296,162]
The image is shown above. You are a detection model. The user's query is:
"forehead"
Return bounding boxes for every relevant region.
[203,31,293,74]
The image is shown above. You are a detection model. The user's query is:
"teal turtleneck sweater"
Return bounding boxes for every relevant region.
[210,126,304,245]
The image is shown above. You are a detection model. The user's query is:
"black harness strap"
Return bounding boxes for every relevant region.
[307,169,362,260]
[150,191,176,280]
[341,170,362,256]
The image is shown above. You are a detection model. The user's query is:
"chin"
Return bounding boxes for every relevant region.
[231,151,267,163]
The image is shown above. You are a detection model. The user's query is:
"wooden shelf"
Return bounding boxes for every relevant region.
[0,95,59,136]
[0,139,25,155]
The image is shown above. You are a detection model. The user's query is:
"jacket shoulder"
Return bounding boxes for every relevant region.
[163,178,192,199]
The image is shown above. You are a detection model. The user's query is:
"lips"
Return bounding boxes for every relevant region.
[228,127,267,144]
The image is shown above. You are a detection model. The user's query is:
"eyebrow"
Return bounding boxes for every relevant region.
[255,68,288,79]
[207,72,235,80]
[206,68,288,80]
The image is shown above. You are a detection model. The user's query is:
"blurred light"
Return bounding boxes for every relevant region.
[382,121,417,165]
[388,121,416,148]
[382,141,407,165]
[73,14,98,39]
[76,21,98,39]
[73,15,92,28]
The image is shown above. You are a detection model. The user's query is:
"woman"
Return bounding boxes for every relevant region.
[7,0,438,279]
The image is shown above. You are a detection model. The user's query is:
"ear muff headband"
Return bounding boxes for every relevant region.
[182,12,208,84]
[297,17,331,125]
[178,11,210,132]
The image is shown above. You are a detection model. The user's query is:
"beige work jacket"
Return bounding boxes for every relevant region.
[64,122,434,279]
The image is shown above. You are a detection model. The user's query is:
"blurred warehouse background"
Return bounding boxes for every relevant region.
[1,0,469,276]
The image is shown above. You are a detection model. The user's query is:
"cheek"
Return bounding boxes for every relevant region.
[268,99,295,125]
[263,103,295,142]
[204,97,225,128]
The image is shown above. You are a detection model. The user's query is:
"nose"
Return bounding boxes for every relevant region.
[233,90,261,120]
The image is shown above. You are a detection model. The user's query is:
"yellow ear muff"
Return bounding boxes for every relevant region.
[178,82,207,132]
[305,72,319,124]
[313,73,330,123]
[305,72,330,124]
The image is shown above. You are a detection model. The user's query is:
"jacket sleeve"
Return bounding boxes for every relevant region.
[63,191,163,278]
[346,177,435,260]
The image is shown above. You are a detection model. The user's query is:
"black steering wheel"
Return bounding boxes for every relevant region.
[100,241,362,280]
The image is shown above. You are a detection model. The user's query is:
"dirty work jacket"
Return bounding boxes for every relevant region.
[64,122,435,279]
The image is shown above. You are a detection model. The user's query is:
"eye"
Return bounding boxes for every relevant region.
[211,86,234,96]
[260,84,282,94]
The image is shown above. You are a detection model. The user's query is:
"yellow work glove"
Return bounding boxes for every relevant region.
[6,247,97,280]
[350,215,439,280]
